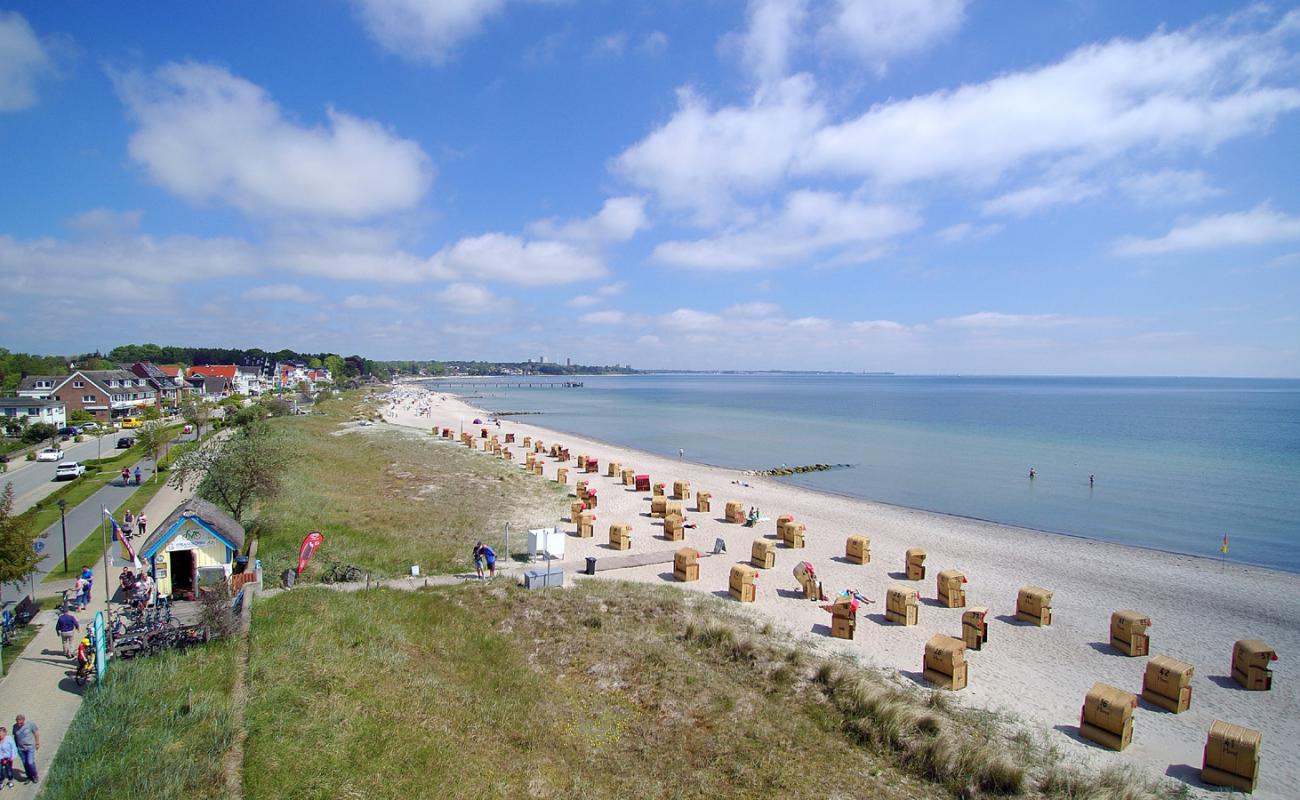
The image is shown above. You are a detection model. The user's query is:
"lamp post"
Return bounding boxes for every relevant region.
[58,499,68,574]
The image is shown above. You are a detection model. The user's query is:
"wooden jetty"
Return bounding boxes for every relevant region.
[431,380,584,389]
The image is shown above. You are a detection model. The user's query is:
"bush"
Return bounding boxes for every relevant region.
[22,422,56,444]
[74,434,84,443]
[26,452,36,461]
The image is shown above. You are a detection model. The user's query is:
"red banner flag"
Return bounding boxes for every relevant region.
[296,531,324,575]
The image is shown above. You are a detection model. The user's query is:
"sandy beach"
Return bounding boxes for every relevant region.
[382,383,1299,797]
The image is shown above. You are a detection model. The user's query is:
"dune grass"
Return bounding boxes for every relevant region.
[250,391,567,581]
[39,641,237,800]
[243,582,941,800]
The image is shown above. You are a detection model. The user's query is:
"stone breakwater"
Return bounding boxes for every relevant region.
[746,463,853,477]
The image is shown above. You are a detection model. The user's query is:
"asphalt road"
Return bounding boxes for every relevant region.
[2,430,134,514]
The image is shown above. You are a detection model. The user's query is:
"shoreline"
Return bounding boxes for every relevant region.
[382,384,1300,798]
[410,377,1292,576]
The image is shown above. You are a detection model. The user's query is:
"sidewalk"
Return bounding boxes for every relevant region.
[0,478,192,799]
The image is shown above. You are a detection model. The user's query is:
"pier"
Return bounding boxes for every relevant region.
[431,380,584,389]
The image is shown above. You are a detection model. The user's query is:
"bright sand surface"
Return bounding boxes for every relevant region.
[382,384,1299,797]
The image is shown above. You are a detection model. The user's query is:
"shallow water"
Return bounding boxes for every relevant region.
[429,374,1300,572]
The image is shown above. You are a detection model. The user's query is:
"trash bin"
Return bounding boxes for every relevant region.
[585,557,597,576]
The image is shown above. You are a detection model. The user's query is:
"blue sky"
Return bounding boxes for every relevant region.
[1,1,1298,375]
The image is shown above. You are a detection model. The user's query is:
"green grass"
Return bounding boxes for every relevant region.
[0,623,42,676]
[243,583,940,800]
[39,641,237,800]
[250,392,567,581]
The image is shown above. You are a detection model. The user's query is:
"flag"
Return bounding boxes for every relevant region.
[1220,534,1229,555]
[296,531,324,575]
[104,509,141,569]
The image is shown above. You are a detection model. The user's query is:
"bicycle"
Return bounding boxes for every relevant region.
[320,562,365,584]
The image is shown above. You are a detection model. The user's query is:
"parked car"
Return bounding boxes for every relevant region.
[57,426,79,438]
[79,421,101,431]
[55,461,86,480]
[36,447,64,462]
[183,424,194,434]
[116,437,134,449]
[120,417,143,428]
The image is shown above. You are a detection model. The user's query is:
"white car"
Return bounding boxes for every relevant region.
[36,447,64,462]
[55,461,86,480]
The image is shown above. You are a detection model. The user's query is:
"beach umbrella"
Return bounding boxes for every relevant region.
[472,418,482,424]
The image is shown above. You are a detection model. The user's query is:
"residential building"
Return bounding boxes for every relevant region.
[0,397,67,430]
[236,365,265,395]
[187,374,232,398]
[127,362,185,410]
[16,370,157,423]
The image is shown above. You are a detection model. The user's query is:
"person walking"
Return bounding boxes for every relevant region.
[121,466,130,486]
[11,715,38,784]
[55,609,80,658]
[137,512,147,538]
[79,566,93,609]
[71,574,87,612]
[123,509,134,530]
[472,542,485,580]
[133,465,142,485]
[0,725,16,788]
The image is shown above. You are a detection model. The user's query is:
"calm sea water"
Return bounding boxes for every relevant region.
[430,375,1300,572]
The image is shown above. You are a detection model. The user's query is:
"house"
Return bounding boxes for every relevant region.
[236,365,265,395]
[139,498,245,601]
[187,374,232,398]
[0,397,67,430]
[127,362,185,410]
[17,370,157,423]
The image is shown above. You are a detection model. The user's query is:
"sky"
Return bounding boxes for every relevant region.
[1,1,1299,376]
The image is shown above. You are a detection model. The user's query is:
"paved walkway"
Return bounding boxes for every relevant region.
[0,478,191,798]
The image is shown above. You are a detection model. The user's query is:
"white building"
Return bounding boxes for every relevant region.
[0,397,68,429]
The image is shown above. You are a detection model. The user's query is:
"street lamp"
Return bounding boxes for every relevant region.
[57,499,68,574]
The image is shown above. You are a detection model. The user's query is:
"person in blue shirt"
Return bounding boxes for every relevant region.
[55,610,79,658]
[481,544,497,578]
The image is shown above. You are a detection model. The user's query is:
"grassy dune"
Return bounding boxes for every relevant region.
[39,642,237,800]
[252,393,567,581]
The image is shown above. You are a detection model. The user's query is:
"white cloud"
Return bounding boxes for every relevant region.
[528,196,647,243]
[0,12,54,112]
[0,230,256,303]
[592,33,626,57]
[742,0,808,88]
[936,222,1003,243]
[430,232,607,285]
[850,319,906,332]
[723,302,781,316]
[351,0,505,63]
[613,76,825,223]
[567,282,624,308]
[579,310,626,326]
[269,227,436,282]
[800,15,1300,185]
[436,282,498,314]
[1119,169,1222,206]
[640,31,669,55]
[660,308,724,332]
[981,177,1102,217]
[938,312,1098,329]
[243,284,321,304]
[652,190,919,270]
[1114,205,1300,256]
[66,209,144,237]
[342,293,411,310]
[116,63,433,219]
[817,0,967,74]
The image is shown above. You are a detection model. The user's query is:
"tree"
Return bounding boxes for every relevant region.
[135,420,168,482]
[142,405,163,421]
[22,423,56,445]
[168,421,288,523]
[307,357,323,369]
[0,483,41,585]
[68,409,95,425]
[323,355,345,381]
[182,400,213,438]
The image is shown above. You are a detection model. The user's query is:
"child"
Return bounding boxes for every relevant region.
[0,725,14,788]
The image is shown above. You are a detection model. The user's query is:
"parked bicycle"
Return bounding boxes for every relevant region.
[320,562,365,584]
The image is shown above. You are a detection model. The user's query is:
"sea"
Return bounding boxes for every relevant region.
[428,375,1300,572]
